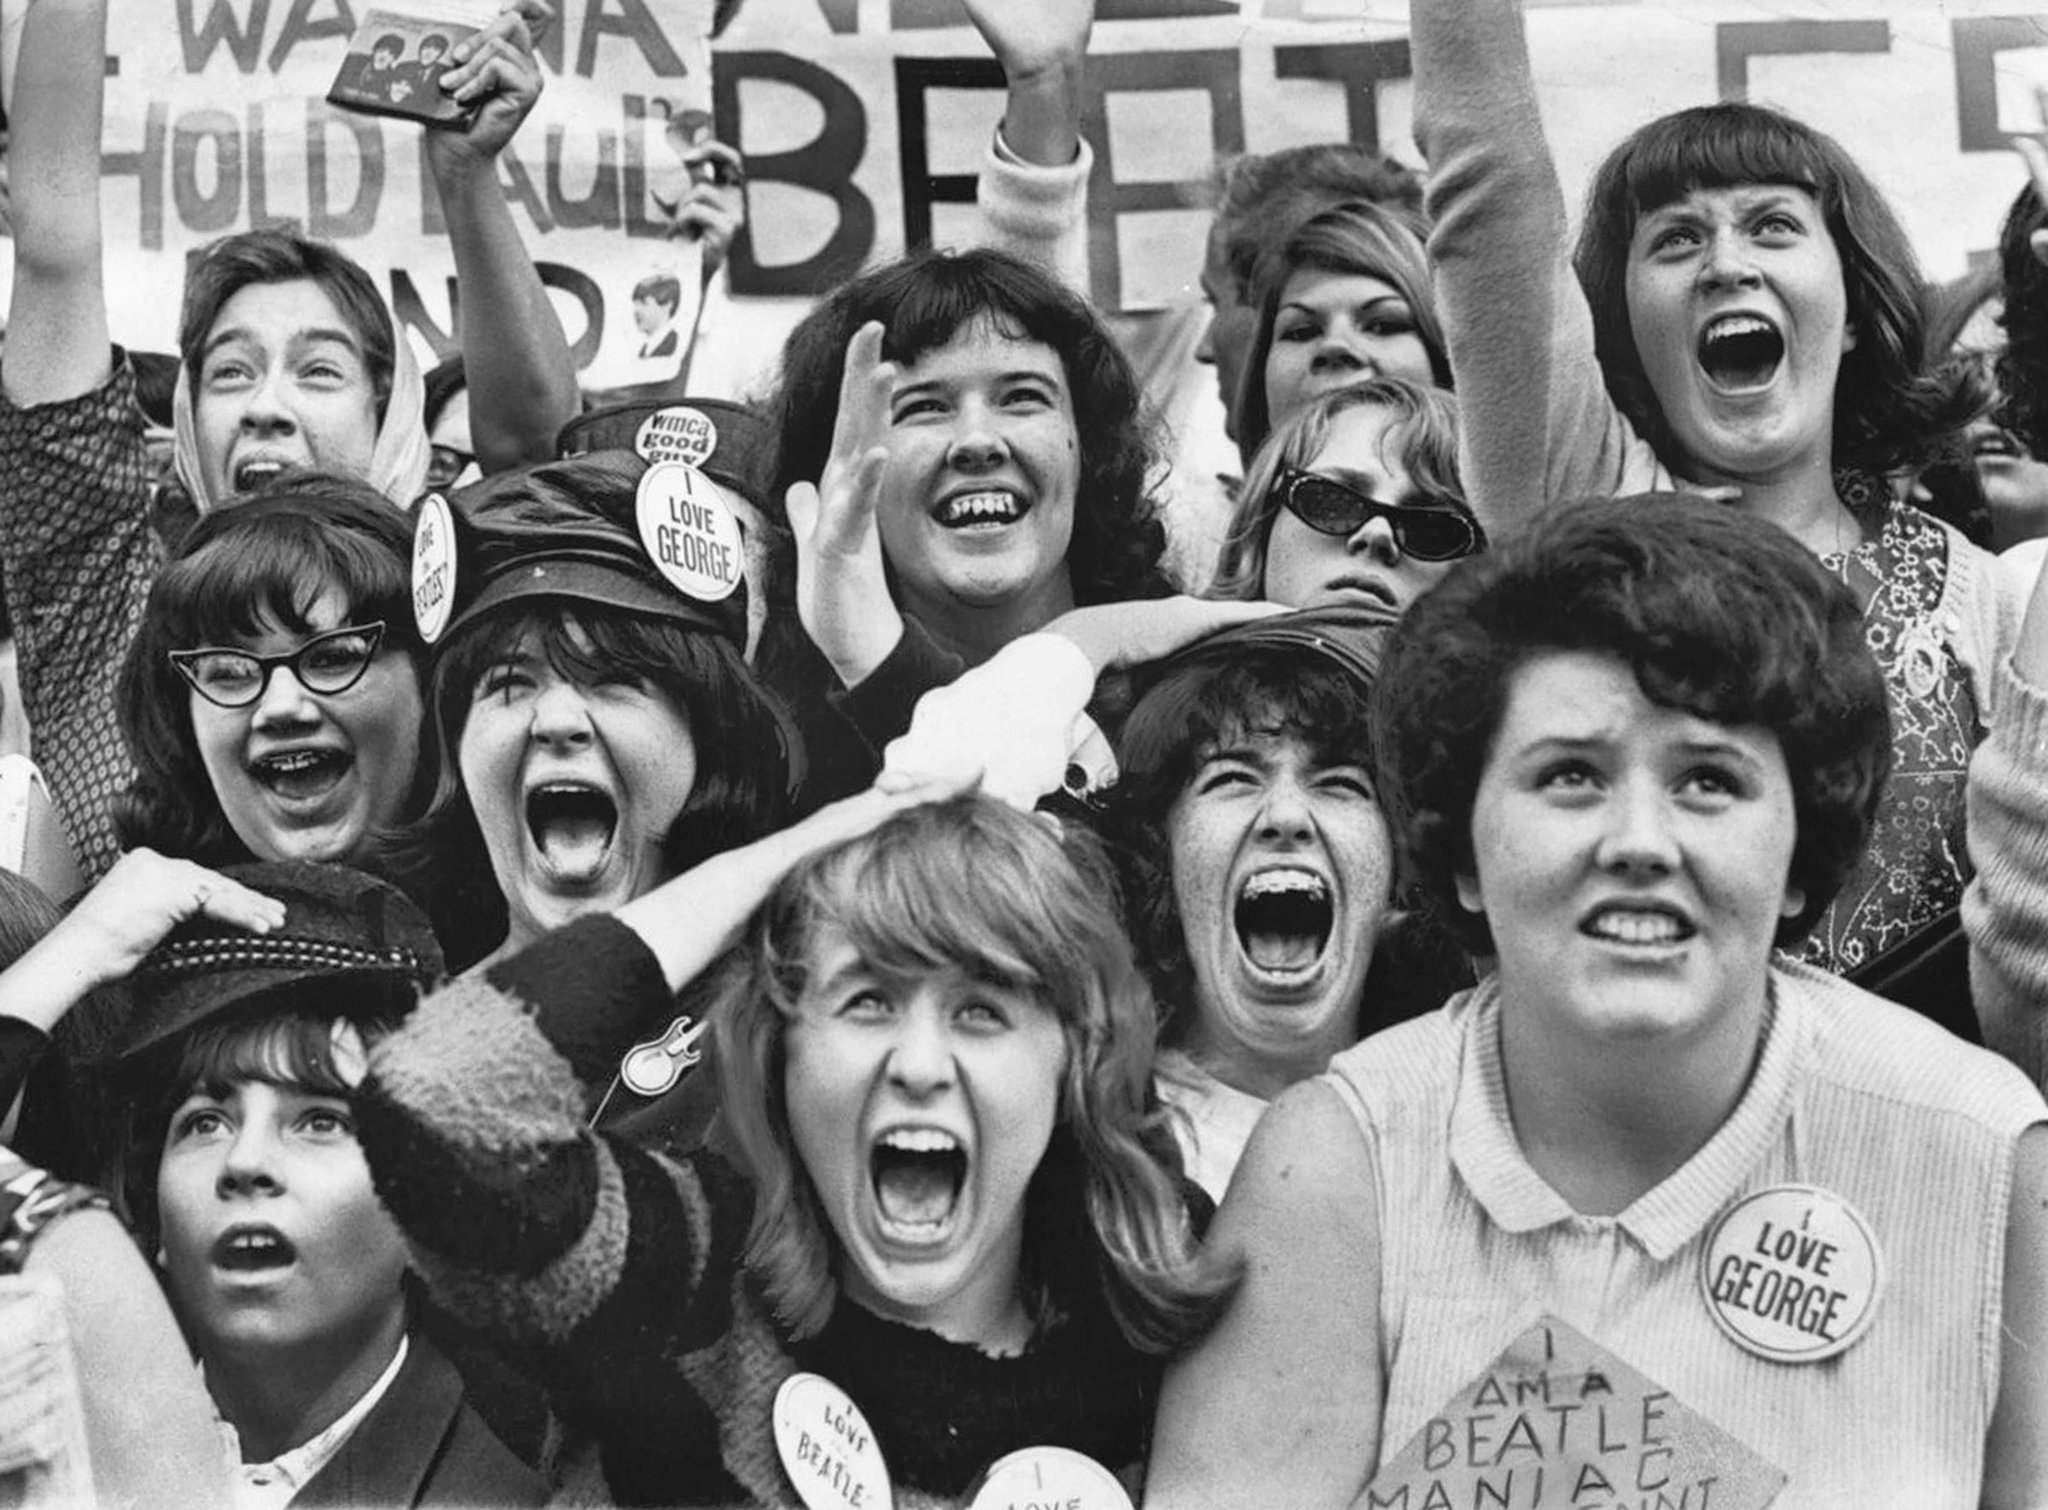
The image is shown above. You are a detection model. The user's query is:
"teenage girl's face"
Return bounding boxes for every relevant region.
[878,318,1081,628]
[1261,403,1468,615]
[190,589,423,865]
[194,278,382,503]
[784,931,1068,1349]
[156,1076,409,1369]
[1261,268,1437,431]
[458,618,699,950]
[1624,184,1853,486]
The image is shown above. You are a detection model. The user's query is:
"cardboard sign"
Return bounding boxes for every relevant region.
[635,405,721,468]
[969,1446,1134,1510]
[773,1372,893,1510]
[411,491,457,644]
[1365,1317,1785,1510]
[634,460,745,602]
[1700,1185,1884,1363]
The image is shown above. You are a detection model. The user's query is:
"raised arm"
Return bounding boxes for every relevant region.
[424,1,578,473]
[1145,1080,1386,1509]
[1410,0,1662,531]
[964,0,1093,287]
[2,0,110,407]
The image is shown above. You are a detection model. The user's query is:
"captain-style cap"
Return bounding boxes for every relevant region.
[556,397,774,511]
[411,450,749,649]
[117,862,444,1062]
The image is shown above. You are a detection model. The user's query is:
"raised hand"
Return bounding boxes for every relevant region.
[425,0,552,175]
[666,138,748,280]
[784,321,907,687]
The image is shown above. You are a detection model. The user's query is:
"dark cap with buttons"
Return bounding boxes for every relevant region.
[410,449,750,650]
[117,861,444,1063]
[557,397,774,512]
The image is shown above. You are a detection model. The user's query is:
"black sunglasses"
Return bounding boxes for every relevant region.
[1274,468,1485,562]
[170,622,388,709]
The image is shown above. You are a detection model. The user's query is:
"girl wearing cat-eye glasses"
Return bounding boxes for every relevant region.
[1210,378,1482,615]
[115,472,428,868]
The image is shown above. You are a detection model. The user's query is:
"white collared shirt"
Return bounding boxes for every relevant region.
[225,1334,409,1510]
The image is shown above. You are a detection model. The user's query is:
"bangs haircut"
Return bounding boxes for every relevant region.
[768,247,1171,609]
[1574,103,1983,477]
[393,601,790,969]
[114,475,422,865]
[1104,649,1378,1032]
[1372,493,1891,955]
[712,796,1236,1351]
[1213,377,1465,600]
[120,996,399,1247]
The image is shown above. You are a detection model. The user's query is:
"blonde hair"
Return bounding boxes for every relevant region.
[711,796,1236,1348]
[1210,376,1465,601]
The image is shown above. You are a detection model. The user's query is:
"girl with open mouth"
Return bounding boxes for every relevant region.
[1410,0,2023,1037]
[117,472,431,873]
[346,789,1230,1507]
[1148,495,2048,1510]
[392,450,789,978]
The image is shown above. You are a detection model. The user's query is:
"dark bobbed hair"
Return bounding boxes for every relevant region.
[1208,145,1426,301]
[712,795,1234,1350]
[397,601,791,969]
[1232,200,1450,465]
[1572,102,1984,478]
[1998,182,2048,460]
[119,993,403,1254]
[1102,647,1386,1033]
[179,230,398,426]
[114,473,425,866]
[767,247,1172,610]
[1372,494,1889,954]
[1212,377,1465,600]
[632,272,684,312]
[421,353,468,434]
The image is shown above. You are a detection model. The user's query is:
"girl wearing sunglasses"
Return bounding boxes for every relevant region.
[116,473,428,868]
[1211,378,1480,615]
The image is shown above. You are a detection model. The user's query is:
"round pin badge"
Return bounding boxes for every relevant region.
[969,1446,1134,1510]
[1699,1183,1884,1362]
[772,1373,893,1510]
[636,461,745,603]
[412,492,457,645]
[634,404,719,468]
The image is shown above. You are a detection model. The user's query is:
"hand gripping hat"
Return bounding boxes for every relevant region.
[410,448,751,650]
[117,861,444,1062]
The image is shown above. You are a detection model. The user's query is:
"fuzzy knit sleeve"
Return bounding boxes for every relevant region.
[0,351,162,881]
[354,949,758,1455]
[976,131,1093,293]
[1411,0,1667,533]
[1965,655,2048,1093]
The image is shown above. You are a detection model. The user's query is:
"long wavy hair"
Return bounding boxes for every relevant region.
[114,474,427,866]
[1573,102,1985,479]
[713,796,1235,1350]
[1210,377,1467,600]
[767,247,1173,612]
[1231,200,1450,465]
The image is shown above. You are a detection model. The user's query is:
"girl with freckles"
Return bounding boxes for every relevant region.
[345,788,1228,1507]
[1410,0,2027,1041]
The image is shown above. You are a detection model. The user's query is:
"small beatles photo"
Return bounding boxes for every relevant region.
[326,8,486,128]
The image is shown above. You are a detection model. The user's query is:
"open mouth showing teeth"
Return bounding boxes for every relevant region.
[250,748,350,801]
[871,1129,965,1232]
[213,1228,296,1271]
[1975,428,2024,460]
[1583,908,1696,947]
[1234,869,1333,974]
[936,491,1026,529]
[526,783,618,878]
[233,459,291,493]
[1697,316,1784,392]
